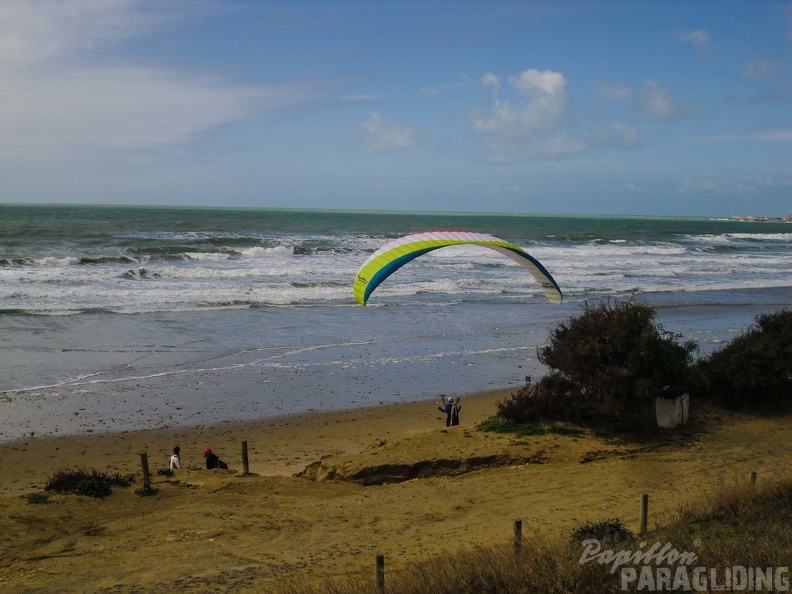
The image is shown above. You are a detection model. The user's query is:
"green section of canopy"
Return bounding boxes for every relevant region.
[353,232,562,306]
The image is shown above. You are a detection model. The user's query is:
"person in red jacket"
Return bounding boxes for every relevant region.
[203,448,228,469]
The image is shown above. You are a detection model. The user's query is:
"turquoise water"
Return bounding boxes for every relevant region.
[1,204,790,441]
[2,203,790,314]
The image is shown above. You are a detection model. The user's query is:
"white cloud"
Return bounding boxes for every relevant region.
[0,0,319,164]
[598,83,633,102]
[508,69,567,96]
[0,0,160,71]
[360,112,421,153]
[677,28,712,47]
[472,69,585,160]
[481,73,501,96]
[742,59,777,79]
[639,80,693,121]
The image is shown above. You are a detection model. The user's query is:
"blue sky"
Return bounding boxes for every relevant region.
[1,1,790,216]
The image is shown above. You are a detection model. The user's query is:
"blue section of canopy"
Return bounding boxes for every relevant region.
[353,230,563,305]
[503,246,561,295]
[364,246,440,303]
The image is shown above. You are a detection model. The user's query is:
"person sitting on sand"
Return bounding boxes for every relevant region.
[203,448,228,470]
[438,395,455,427]
[169,446,181,470]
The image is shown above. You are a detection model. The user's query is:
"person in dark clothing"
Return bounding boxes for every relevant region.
[438,395,454,427]
[203,448,228,469]
[451,400,461,426]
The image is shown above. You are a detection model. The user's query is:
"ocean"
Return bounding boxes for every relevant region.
[1,204,790,441]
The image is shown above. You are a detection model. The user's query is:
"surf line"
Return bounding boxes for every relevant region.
[0,339,387,395]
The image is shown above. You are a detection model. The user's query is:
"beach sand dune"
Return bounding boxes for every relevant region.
[1,389,790,592]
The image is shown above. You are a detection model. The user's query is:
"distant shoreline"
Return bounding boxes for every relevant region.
[728,215,792,222]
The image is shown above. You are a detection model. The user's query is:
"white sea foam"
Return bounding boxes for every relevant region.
[32,256,80,266]
[686,232,792,244]
[2,218,791,315]
[239,246,294,257]
[184,252,232,261]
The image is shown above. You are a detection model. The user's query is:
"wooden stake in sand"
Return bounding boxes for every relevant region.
[750,470,757,486]
[376,554,385,593]
[241,441,250,475]
[139,453,151,490]
[513,519,523,553]
[639,494,649,536]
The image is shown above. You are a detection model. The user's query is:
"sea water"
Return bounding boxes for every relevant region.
[1,204,790,440]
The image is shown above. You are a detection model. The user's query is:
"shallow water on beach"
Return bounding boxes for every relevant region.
[2,286,791,442]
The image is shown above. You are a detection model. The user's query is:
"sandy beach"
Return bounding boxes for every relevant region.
[2,385,791,593]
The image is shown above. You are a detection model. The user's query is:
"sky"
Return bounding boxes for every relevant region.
[1,0,790,217]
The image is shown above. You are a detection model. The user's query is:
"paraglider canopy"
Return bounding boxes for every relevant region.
[353,230,562,306]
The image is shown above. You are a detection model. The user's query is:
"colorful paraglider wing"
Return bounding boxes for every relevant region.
[353,230,562,305]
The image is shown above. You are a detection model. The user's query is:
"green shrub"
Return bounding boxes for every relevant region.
[135,485,158,497]
[692,309,792,408]
[538,300,696,411]
[72,478,113,498]
[24,492,51,505]
[547,424,586,437]
[478,415,545,436]
[498,374,601,425]
[499,300,697,431]
[571,519,634,544]
[45,467,134,496]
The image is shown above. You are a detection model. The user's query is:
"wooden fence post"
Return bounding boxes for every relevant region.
[513,519,523,553]
[749,471,757,486]
[241,441,250,475]
[376,554,385,593]
[139,453,151,490]
[640,494,649,536]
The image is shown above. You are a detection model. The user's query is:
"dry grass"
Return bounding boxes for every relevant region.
[276,474,792,594]
[660,473,792,570]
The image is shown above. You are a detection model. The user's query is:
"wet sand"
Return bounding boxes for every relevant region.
[0,388,508,496]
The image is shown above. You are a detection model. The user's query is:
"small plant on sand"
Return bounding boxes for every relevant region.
[571,519,634,544]
[72,478,113,498]
[156,467,174,477]
[478,415,545,436]
[24,492,51,505]
[45,467,134,498]
[547,424,586,437]
[135,485,158,497]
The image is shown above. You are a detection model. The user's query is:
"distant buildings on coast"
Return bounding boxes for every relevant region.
[728,214,792,222]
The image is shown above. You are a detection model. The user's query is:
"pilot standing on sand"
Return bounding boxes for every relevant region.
[438,396,454,427]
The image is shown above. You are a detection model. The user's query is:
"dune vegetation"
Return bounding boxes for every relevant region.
[275,474,792,593]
